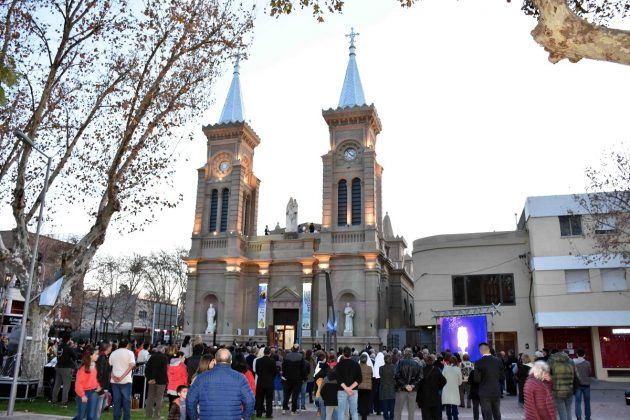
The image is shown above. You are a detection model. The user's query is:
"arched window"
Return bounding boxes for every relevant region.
[209,189,218,232]
[351,178,361,225]
[220,188,229,232]
[337,179,347,226]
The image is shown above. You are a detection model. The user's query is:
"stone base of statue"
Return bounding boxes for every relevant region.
[343,330,353,337]
[283,232,298,240]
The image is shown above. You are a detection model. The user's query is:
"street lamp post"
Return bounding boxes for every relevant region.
[7,130,52,415]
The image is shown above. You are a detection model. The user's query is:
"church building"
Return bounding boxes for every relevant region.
[184,32,414,349]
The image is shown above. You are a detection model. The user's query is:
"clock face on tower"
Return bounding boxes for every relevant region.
[219,161,231,173]
[344,147,357,161]
[212,152,233,178]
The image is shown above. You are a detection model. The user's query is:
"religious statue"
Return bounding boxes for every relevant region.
[344,302,354,335]
[205,303,216,334]
[286,197,298,233]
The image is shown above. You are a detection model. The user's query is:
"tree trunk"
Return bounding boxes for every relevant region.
[532,0,630,65]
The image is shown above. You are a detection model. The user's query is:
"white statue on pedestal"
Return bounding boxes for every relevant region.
[206,303,216,334]
[286,197,298,233]
[344,302,354,335]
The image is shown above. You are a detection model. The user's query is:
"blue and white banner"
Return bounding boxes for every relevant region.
[39,276,63,306]
[301,282,312,334]
[257,283,268,329]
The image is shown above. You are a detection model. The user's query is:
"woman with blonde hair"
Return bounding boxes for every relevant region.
[523,361,555,420]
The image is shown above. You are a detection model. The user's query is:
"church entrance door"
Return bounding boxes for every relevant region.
[273,309,299,350]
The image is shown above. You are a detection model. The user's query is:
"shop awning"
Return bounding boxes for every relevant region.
[535,311,630,327]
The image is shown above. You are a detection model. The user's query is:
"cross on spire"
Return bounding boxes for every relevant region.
[345,27,360,48]
[231,51,246,74]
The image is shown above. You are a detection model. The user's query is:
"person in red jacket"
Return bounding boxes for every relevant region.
[524,361,556,420]
[74,347,101,420]
[167,352,189,409]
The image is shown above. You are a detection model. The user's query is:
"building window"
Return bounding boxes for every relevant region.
[242,194,250,235]
[452,274,515,306]
[595,215,617,234]
[138,310,148,320]
[209,189,218,232]
[220,188,229,232]
[565,269,591,293]
[337,180,347,226]
[559,215,582,236]
[351,178,361,225]
[601,268,627,291]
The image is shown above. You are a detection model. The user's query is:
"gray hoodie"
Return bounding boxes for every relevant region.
[574,357,592,386]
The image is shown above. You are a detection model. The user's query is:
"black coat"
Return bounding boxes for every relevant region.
[320,370,338,407]
[473,355,505,398]
[394,357,423,391]
[96,353,111,389]
[282,351,307,383]
[254,356,277,389]
[145,352,169,385]
[418,364,446,408]
[186,354,201,383]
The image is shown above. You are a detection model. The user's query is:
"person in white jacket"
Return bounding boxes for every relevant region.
[442,356,463,420]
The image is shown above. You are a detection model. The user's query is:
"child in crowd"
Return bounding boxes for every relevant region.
[168,385,188,420]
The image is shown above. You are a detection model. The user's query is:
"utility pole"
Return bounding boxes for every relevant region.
[91,288,101,343]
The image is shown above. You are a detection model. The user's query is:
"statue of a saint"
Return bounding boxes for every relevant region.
[206,303,216,334]
[344,302,354,335]
[286,197,298,233]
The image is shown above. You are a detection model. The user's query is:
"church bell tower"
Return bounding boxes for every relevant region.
[321,29,383,235]
[192,58,261,240]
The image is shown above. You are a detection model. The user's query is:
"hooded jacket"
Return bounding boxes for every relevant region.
[548,352,575,399]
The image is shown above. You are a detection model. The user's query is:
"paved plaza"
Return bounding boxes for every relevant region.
[3,381,628,419]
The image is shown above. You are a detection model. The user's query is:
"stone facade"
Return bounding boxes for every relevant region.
[184,73,414,349]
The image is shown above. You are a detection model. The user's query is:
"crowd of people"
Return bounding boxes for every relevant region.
[45,335,594,420]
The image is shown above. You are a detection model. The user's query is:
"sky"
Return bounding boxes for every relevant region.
[1,0,629,259]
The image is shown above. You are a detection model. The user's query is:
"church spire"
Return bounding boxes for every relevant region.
[218,55,246,124]
[338,28,366,109]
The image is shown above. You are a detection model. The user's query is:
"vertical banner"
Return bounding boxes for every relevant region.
[257,283,268,329]
[301,282,312,337]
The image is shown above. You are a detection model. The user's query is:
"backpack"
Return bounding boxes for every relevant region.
[461,361,473,383]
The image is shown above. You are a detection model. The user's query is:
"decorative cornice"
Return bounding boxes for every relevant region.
[202,121,261,149]
[322,104,382,134]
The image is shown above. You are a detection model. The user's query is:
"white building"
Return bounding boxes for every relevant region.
[413,193,630,380]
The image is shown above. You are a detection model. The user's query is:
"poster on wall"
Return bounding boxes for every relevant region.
[440,315,487,362]
[301,283,312,335]
[257,283,268,329]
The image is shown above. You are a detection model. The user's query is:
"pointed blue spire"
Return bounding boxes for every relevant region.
[338,28,366,109]
[218,56,246,124]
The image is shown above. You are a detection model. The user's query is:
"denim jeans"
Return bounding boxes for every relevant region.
[554,395,573,420]
[445,404,459,420]
[575,386,591,420]
[95,391,108,420]
[73,389,99,420]
[299,380,307,408]
[381,398,395,420]
[111,383,132,420]
[337,390,358,420]
[274,389,284,406]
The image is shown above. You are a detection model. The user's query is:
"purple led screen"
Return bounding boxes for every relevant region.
[440,315,487,362]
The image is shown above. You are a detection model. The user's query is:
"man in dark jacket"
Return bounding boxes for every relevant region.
[282,343,307,414]
[254,346,276,418]
[418,354,447,420]
[186,348,254,419]
[473,342,504,420]
[145,345,169,418]
[50,336,77,407]
[394,347,422,420]
[336,346,362,420]
[186,343,204,383]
